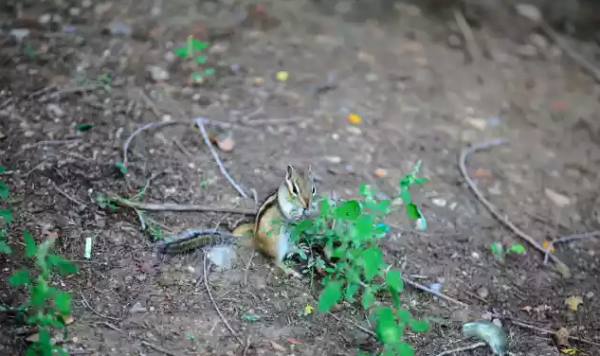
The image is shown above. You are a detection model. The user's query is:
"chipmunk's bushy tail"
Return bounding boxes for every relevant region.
[155,221,256,255]
[155,230,243,254]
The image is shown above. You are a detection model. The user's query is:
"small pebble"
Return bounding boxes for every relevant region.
[326,156,341,164]
[374,168,387,178]
[477,286,489,299]
[346,126,361,135]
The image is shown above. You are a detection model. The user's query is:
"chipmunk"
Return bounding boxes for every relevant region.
[155,164,317,278]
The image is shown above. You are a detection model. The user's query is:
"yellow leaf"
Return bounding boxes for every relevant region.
[276,71,289,82]
[348,113,361,124]
[304,304,314,315]
[542,240,555,253]
[560,348,580,354]
[565,296,583,311]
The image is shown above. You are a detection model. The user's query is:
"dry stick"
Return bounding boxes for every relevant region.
[458,139,571,277]
[544,231,600,265]
[453,8,482,64]
[194,117,248,198]
[203,254,245,347]
[507,319,600,347]
[79,291,122,322]
[140,340,182,356]
[327,312,377,338]
[540,21,600,84]
[112,198,255,215]
[434,342,486,356]
[121,119,258,168]
[401,275,468,308]
[52,182,85,206]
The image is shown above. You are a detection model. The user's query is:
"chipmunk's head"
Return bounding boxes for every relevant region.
[278,164,316,219]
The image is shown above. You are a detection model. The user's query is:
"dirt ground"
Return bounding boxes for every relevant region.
[1,0,600,355]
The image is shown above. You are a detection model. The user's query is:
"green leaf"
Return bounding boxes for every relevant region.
[196,55,207,64]
[344,283,359,303]
[362,247,383,281]
[399,189,411,205]
[203,68,216,76]
[0,166,5,173]
[490,242,503,257]
[355,215,374,237]
[76,123,94,132]
[31,283,48,307]
[406,203,420,220]
[362,289,375,309]
[408,319,430,333]
[192,40,209,51]
[0,241,12,254]
[54,291,72,315]
[0,181,8,200]
[115,161,127,174]
[413,177,427,185]
[23,230,37,258]
[9,269,31,286]
[334,200,361,220]
[241,313,261,322]
[375,200,390,214]
[358,183,370,197]
[318,281,342,312]
[0,209,11,225]
[47,255,78,275]
[385,270,403,293]
[374,307,403,344]
[508,243,526,255]
[173,47,189,58]
[394,341,415,356]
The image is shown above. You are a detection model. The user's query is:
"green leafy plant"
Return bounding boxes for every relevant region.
[490,242,526,262]
[288,161,429,356]
[1,166,78,355]
[173,36,216,83]
[9,232,78,356]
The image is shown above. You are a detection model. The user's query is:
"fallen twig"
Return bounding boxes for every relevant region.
[544,231,600,264]
[506,319,600,347]
[194,117,248,198]
[541,21,600,84]
[111,198,255,215]
[122,119,258,168]
[203,254,245,347]
[141,340,182,356]
[458,139,570,277]
[401,275,469,308]
[434,342,486,356]
[327,312,377,338]
[453,8,482,64]
[79,291,122,322]
[52,182,85,206]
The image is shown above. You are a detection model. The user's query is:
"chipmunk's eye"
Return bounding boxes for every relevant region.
[291,185,298,195]
[312,186,316,195]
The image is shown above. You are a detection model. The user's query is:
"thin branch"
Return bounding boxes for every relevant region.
[401,275,469,308]
[507,319,600,347]
[121,119,258,168]
[52,182,85,206]
[327,312,377,338]
[79,291,122,322]
[194,117,248,198]
[544,231,600,264]
[203,254,245,346]
[541,21,600,84]
[453,8,482,64]
[434,342,486,356]
[111,198,255,215]
[141,340,182,356]
[458,139,571,277]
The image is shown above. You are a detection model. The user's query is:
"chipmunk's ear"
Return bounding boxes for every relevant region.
[285,165,294,181]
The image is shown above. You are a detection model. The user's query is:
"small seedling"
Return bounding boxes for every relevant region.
[173,36,216,83]
[490,242,526,262]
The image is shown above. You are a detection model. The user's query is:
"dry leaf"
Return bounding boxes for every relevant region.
[542,240,555,254]
[26,333,39,343]
[473,168,492,178]
[374,168,388,178]
[63,314,75,325]
[520,305,533,313]
[544,188,571,207]
[565,296,583,311]
[554,326,570,348]
[270,340,287,352]
[348,113,361,124]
